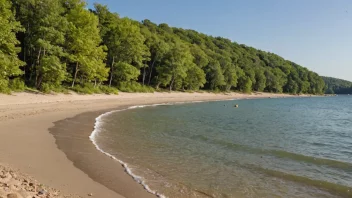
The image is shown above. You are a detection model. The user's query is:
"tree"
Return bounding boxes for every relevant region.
[205,59,225,90]
[11,0,68,90]
[65,2,108,87]
[156,39,193,90]
[142,29,168,86]
[183,64,206,90]
[113,62,140,83]
[93,4,149,87]
[242,76,253,93]
[322,76,352,94]
[253,67,266,92]
[3,0,327,94]
[0,0,24,92]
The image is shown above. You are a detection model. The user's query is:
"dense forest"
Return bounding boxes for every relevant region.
[322,77,352,94]
[1,0,326,94]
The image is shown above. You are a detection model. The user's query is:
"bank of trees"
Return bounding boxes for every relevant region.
[1,0,326,94]
[322,77,352,94]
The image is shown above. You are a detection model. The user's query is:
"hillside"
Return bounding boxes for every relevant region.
[1,0,325,94]
[322,76,352,94]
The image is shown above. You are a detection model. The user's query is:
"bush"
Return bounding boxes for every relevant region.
[0,79,11,94]
[9,78,25,92]
[40,83,69,94]
[71,84,97,94]
[71,83,118,95]
[118,81,154,93]
[99,86,119,94]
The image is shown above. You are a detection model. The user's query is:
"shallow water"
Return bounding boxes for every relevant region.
[94,96,352,198]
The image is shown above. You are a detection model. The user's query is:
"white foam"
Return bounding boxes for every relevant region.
[89,99,239,198]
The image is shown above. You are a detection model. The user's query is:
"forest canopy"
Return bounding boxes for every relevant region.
[322,77,352,94]
[0,0,327,94]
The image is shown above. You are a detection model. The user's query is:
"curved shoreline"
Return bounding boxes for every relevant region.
[90,104,167,198]
[89,101,225,198]
[0,92,306,198]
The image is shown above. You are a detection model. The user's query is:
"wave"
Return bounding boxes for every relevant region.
[89,99,233,198]
[253,166,352,198]
[90,104,168,198]
[192,136,352,172]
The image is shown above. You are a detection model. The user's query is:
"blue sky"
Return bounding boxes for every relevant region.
[87,0,352,81]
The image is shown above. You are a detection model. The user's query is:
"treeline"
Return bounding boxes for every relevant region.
[322,77,352,94]
[1,0,326,94]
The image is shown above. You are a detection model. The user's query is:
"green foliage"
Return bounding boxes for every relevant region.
[156,39,194,90]
[118,82,154,93]
[9,78,25,92]
[2,0,327,94]
[99,85,119,94]
[38,56,67,90]
[114,62,140,83]
[322,76,352,94]
[66,2,108,87]
[242,76,253,93]
[71,84,119,94]
[183,65,206,90]
[0,79,11,94]
[0,0,24,93]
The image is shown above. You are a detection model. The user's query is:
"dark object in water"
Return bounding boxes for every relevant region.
[234,104,239,108]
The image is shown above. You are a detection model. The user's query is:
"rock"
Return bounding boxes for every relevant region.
[88,193,93,196]
[37,190,46,196]
[28,183,33,187]
[7,193,18,198]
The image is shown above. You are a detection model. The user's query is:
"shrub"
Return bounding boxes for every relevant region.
[118,82,154,93]
[71,83,118,95]
[9,78,25,92]
[0,79,10,94]
[99,86,119,94]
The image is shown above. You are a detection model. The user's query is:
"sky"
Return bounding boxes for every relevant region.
[87,0,352,81]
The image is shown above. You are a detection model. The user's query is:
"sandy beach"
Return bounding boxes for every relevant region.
[0,92,301,198]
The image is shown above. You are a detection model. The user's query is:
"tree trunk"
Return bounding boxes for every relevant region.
[72,62,79,87]
[35,47,42,88]
[169,76,175,91]
[36,48,46,89]
[109,56,115,87]
[142,63,147,85]
[148,57,157,85]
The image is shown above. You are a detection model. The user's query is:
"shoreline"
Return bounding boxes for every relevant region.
[0,92,308,198]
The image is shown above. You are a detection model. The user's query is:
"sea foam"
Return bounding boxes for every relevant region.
[89,100,217,198]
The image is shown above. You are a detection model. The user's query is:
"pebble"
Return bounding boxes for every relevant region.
[88,193,93,196]
[7,193,18,198]
[37,190,46,195]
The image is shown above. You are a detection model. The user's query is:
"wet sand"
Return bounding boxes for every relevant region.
[0,92,301,198]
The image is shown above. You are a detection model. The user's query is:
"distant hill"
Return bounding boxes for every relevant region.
[322,76,352,94]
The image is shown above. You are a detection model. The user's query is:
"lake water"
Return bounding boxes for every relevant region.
[93,96,352,198]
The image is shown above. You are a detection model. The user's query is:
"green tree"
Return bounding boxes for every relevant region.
[141,29,168,86]
[93,5,149,86]
[242,76,253,93]
[205,59,225,90]
[12,0,69,90]
[114,62,140,83]
[0,0,24,92]
[156,39,193,91]
[183,64,206,90]
[253,67,266,92]
[65,2,108,87]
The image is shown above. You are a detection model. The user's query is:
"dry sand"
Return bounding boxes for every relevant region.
[0,92,301,198]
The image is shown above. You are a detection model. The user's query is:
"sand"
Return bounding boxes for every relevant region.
[0,92,301,198]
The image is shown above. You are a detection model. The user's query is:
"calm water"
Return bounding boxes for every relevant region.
[94,96,352,198]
